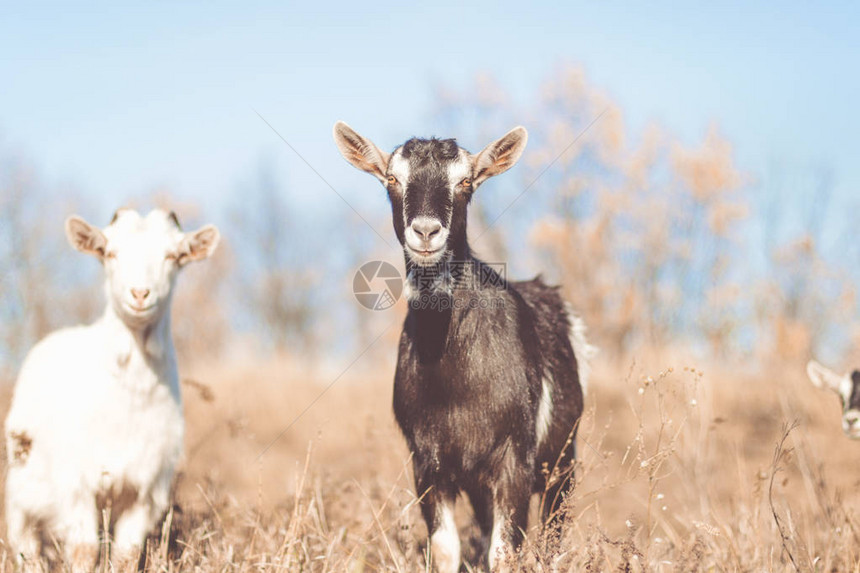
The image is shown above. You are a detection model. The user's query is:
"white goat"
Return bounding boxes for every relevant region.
[807,359,860,439]
[4,208,219,571]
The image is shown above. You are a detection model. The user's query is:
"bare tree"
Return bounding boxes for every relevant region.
[433,67,750,358]
[230,160,319,356]
[756,163,854,363]
[0,157,95,377]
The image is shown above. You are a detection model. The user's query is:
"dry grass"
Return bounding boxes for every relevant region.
[1,350,860,572]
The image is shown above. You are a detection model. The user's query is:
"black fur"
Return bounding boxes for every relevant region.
[850,370,860,410]
[400,138,460,227]
[384,137,585,564]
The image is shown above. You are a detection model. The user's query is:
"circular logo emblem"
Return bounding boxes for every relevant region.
[353,261,403,310]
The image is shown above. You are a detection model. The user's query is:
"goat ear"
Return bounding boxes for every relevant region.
[333,121,390,183]
[179,224,220,266]
[471,126,528,187]
[65,215,107,259]
[807,360,843,392]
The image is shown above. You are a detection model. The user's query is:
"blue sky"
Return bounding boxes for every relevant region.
[2,1,858,233]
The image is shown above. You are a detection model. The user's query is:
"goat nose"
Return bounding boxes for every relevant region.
[411,219,442,241]
[848,415,859,427]
[131,288,150,303]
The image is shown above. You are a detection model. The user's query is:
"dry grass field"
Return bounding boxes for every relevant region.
[1,348,857,572]
[0,67,855,572]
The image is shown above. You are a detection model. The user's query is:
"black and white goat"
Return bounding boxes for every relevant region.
[334,122,595,571]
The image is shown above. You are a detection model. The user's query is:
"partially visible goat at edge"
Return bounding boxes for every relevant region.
[807,359,860,439]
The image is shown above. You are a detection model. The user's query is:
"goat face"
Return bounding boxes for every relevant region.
[807,360,860,439]
[65,209,220,328]
[334,122,528,267]
[389,138,465,266]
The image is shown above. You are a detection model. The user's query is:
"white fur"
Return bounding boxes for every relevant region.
[403,215,450,264]
[535,310,595,447]
[567,307,597,397]
[387,151,410,192]
[430,501,460,573]
[404,262,454,302]
[536,376,554,445]
[446,150,472,185]
[4,209,219,569]
[388,150,411,232]
[446,151,472,205]
[488,502,511,572]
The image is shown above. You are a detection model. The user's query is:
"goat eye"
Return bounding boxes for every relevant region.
[165,253,178,262]
[104,252,116,260]
[387,175,397,186]
[460,177,472,188]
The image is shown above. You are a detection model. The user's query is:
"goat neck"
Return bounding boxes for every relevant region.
[98,289,178,396]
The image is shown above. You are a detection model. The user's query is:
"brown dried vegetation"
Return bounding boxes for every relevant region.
[0,68,857,570]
